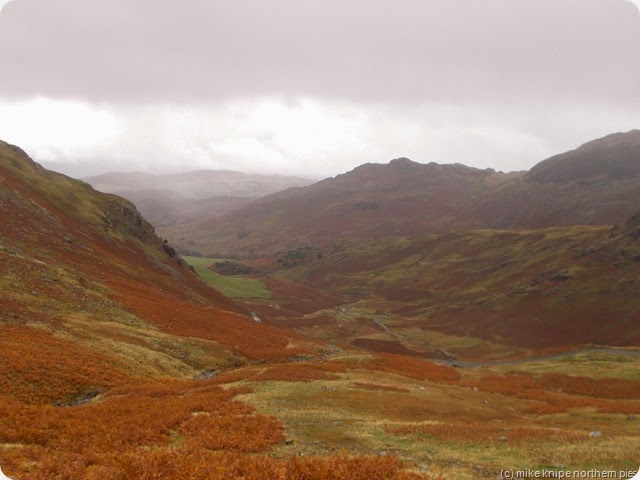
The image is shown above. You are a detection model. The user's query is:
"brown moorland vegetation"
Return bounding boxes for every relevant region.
[0,379,428,479]
[0,325,130,405]
[247,222,640,355]
[465,374,640,415]
[364,354,461,382]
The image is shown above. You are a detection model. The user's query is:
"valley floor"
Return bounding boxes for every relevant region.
[172,249,640,479]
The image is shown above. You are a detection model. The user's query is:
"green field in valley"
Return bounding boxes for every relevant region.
[183,256,272,299]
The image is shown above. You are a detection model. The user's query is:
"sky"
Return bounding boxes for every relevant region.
[0,0,639,178]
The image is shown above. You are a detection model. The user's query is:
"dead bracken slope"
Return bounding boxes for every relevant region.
[243,222,640,354]
[0,139,436,479]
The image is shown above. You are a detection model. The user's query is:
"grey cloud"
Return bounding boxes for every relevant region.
[1,0,639,105]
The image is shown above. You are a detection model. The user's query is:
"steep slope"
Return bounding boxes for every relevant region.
[0,139,308,386]
[164,130,640,257]
[85,169,315,227]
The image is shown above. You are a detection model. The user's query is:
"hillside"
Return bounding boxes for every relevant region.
[85,169,315,226]
[0,140,312,361]
[163,131,640,256]
[164,159,514,256]
[527,130,640,182]
[471,130,640,228]
[242,222,640,358]
[0,140,347,478]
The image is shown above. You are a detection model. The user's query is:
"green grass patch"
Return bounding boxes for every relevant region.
[181,255,226,268]
[183,256,272,299]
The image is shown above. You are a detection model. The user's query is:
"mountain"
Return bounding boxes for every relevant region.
[162,130,640,256]
[162,159,513,256]
[84,170,315,226]
[470,130,640,228]
[527,130,640,182]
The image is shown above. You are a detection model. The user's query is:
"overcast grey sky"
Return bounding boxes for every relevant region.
[0,0,639,177]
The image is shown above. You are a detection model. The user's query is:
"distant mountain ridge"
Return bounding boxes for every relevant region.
[84,169,315,226]
[161,130,640,256]
[86,169,315,199]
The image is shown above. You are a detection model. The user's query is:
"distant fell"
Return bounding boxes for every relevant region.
[163,130,640,257]
[162,157,508,256]
[84,169,314,227]
[86,169,315,199]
